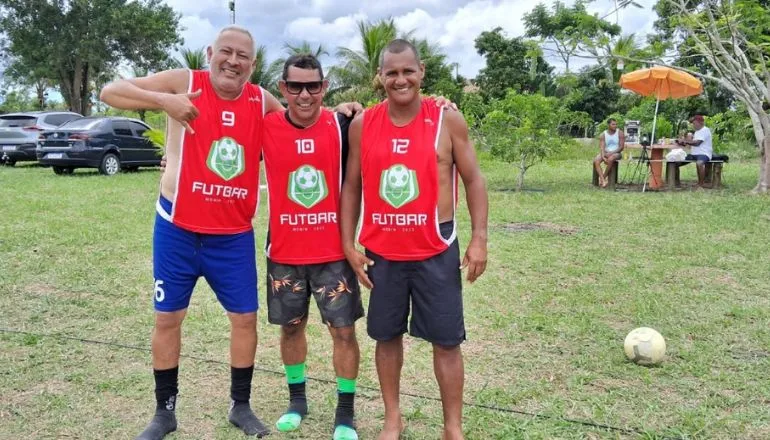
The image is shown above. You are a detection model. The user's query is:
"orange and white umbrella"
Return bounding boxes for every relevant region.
[620,66,703,143]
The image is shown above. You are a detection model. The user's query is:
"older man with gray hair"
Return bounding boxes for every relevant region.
[101,25,282,439]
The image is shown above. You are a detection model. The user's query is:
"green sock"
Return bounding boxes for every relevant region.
[276,363,307,432]
[335,377,356,433]
[284,363,306,385]
[337,377,356,393]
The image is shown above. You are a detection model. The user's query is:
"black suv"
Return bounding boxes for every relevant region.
[37,116,161,175]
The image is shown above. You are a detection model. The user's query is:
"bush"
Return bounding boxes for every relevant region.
[481,90,574,190]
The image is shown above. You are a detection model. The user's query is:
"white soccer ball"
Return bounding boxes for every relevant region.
[295,165,318,189]
[624,327,666,366]
[387,165,410,188]
[218,138,238,161]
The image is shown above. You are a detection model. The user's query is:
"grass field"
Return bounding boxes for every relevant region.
[1,155,769,440]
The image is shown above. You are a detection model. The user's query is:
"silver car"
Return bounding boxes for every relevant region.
[0,111,82,165]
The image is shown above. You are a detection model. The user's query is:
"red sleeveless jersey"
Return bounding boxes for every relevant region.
[169,70,265,234]
[262,110,344,264]
[358,98,456,261]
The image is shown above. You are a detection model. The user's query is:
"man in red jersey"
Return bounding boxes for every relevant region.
[100,25,283,439]
[340,39,488,440]
[261,54,363,440]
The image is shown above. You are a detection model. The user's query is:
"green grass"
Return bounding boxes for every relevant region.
[1,159,769,439]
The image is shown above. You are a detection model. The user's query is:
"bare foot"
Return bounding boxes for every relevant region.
[600,177,609,188]
[377,417,404,440]
[442,427,464,440]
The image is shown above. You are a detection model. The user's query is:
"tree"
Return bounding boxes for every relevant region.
[523,0,621,73]
[474,27,553,101]
[250,45,282,97]
[262,41,328,96]
[284,41,329,58]
[412,38,463,104]
[0,0,181,115]
[327,19,400,103]
[175,47,207,70]
[0,89,34,113]
[482,90,576,190]
[564,66,621,127]
[658,0,770,192]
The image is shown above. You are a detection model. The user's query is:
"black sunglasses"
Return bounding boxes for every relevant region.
[283,81,324,95]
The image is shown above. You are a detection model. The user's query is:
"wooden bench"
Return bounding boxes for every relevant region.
[592,162,619,190]
[665,154,729,189]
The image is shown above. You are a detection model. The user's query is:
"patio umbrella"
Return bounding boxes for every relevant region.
[619,66,703,144]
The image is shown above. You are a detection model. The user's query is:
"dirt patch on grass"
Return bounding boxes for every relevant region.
[22,282,82,300]
[501,222,580,235]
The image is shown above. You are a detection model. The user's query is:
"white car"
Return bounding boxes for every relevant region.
[0,111,82,165]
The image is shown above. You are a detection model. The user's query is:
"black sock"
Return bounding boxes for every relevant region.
[229,401,271,437]
[287,381,308,416]
[334,392,355,428]
[230,365,254,403]
[154,367,178,412]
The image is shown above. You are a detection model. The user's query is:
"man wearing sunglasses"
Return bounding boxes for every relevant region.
[261,54,363,440]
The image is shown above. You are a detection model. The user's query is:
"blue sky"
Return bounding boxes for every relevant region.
[166,0,659,77]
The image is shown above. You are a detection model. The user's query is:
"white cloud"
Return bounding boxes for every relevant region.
[178,15,218,51]
[161,0,659,78]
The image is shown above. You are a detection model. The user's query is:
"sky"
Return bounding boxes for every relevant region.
[165,0,659,77]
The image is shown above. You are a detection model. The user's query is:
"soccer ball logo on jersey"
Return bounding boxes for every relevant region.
[380,164,419,208]
[288,164,329,208]
[207,137,245,181]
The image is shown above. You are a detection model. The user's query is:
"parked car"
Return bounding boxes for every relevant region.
[37,116,161,175]
[0,111,82,165]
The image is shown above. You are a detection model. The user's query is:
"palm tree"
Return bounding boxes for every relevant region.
[608,34,639,82]
[327,19,403,103]
[175,47,207,70]
[250,45,282,96]
[284,41,329,58]
[268,41,330,88]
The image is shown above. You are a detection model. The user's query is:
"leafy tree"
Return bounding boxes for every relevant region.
[0,0,181,115]
[564,66,621,128]
[655,0,770,191]
[482,90,575,190]
[523,0,621,73]
[0,89,34,113]
[474,27,553,101]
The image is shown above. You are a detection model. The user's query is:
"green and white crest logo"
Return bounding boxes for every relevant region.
[207,137,245,181]
[379,164,419,208]
[288,164,329,208]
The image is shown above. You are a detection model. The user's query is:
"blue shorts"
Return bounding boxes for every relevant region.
[153,196,258,313]
[685,154,710,164]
